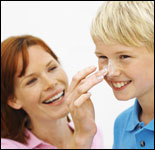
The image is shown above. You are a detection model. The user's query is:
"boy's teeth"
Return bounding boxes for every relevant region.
[113,81,128,88]
[44,91,64,104]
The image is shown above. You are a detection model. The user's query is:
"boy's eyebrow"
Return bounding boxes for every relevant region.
[94,50,132,56]
[94,51,103,55]
[115,51,131,54]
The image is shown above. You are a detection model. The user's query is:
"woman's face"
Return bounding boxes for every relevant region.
[11,45,69,121]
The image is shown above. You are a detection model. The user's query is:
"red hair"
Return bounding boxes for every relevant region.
[1,35,59,144]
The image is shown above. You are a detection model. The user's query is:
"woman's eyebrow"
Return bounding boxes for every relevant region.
[20,73,35,84]
[20,60,53,82]
[46,60,53,67]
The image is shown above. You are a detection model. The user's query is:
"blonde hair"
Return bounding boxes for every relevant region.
[91,1,154,52]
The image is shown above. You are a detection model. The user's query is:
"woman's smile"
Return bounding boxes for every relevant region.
[43,90,65,106]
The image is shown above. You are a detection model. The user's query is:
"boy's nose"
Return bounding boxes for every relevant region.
[106,60,121,78]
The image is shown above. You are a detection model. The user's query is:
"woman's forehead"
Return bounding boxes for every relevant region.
[27,46,57,65]
[15,46,56,78]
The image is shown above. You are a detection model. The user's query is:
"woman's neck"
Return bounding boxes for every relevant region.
[30,117,73,148]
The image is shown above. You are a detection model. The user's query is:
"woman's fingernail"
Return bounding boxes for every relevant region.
[97,75,104,81]
[101,67,108,75]
[87,92,92,97]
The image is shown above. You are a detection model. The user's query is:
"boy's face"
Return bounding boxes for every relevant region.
[94,38,154,101]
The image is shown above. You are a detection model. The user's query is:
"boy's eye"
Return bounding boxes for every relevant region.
[98,56,108,59]
[120,55,130,59]
[48,66,57,72]
[26,78,37,85]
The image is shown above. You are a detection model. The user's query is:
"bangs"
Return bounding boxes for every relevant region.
[15,39,29,78]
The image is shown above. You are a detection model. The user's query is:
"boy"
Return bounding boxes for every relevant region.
[90,1,154,149]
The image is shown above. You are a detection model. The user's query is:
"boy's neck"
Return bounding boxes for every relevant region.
[138,87,154,125]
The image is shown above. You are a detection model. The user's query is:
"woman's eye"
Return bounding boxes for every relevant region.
[26,78,37,85]
[120,55,131,59]
[48,66,57,72]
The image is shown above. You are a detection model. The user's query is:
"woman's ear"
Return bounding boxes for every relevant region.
[7,97,22,110]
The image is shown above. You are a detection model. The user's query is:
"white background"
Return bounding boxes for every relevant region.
[1,1,134,148]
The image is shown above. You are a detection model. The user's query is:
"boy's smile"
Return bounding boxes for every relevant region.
[109,80,132,91]
[94,38,154,101]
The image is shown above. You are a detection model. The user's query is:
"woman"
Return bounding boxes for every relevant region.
[1,35,106,149]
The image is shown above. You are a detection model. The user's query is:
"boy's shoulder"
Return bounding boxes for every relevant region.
[114,104,134,129]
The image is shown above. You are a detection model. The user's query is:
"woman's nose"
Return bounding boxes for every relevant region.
[42,74,57,91]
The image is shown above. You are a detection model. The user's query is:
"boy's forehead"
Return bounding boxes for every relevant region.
[94,41,152,57]
[94,39,133,54]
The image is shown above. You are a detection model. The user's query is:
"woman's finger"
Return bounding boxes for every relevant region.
[69,66,97,92]
[75,69,107,95]
[66,68,107,105]
[74,92,91,107]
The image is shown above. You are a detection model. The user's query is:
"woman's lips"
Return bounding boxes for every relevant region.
[45,93,65,106]
[43,90,65,105]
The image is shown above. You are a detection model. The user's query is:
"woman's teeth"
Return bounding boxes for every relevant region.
[43,91,64,104]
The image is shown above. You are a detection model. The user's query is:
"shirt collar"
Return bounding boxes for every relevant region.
[145,118,154,131]
[126,99,154,132]
[25,122,75,149]
[25,129,55,149]
[126,99,141,131]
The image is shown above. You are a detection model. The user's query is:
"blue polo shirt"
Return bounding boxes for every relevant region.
[113,99,154,149]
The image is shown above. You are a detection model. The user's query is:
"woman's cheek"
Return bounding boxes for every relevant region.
[23,84,42,102]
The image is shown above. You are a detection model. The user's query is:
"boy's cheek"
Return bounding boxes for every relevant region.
[98,62,106,70]
[104,77,110,85]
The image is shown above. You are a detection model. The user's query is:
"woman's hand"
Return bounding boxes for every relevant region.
[66,66,107,148]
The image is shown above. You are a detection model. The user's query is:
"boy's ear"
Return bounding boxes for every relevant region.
[7,97,22,110]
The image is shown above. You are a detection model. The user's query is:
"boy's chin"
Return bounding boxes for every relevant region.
[116,98,130,101]
[114,94,132,101]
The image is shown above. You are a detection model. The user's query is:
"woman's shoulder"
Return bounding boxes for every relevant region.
[1,138,28,149]
[91,125,104,148]
[68,121,104,148]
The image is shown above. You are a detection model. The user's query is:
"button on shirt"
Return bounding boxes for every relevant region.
[1,122,104,149]
[113,99,154,149]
